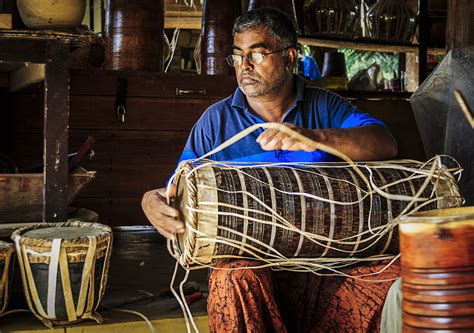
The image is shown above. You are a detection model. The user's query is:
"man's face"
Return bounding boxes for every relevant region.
[232,26,291,98]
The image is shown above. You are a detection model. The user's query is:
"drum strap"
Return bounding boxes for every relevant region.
[47,239,61,318]
[0,249,13,313]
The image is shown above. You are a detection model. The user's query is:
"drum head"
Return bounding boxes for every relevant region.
[0,240,13,250]
[24,226,103,240]
[175,167,191,254]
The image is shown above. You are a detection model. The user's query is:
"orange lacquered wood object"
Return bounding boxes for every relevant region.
[399,207,474,332]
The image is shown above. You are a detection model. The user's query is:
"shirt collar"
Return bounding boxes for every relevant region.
[231,74,307,110]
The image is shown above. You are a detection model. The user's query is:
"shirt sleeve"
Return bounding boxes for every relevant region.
[325,91,386,129]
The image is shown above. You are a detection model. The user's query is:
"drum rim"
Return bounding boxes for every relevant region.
[399,206,474,224]
[0,240,14,250]
[11,221,112,247]
[173,161,219,267]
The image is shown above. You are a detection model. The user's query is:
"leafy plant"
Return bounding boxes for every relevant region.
[338,48,399,80]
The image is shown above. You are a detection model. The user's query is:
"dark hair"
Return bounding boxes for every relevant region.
[233,7,297,49]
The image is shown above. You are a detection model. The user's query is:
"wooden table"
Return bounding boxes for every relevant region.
[0,30,94,222]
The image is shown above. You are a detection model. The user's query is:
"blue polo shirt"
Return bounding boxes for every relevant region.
[179,75,385,163]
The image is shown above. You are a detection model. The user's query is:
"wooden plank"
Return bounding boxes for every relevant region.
[0,38,48,63]
[43,41,70,222]
[73,197,147,226]
[298,37,446,56]
[9,63,45,92]
[12,94,214,130]
[0,13,12,29]
[165,15,201,30]
[68,69,237,98]
[164,0,202,29]
[13,129,190,196]
[0,29,94,44]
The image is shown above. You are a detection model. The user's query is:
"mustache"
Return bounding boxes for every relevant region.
[240,71,259,80]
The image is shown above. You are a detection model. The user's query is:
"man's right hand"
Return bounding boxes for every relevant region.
[141,184,185,240]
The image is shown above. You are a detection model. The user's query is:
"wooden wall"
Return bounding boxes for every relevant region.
[7,70,425,226]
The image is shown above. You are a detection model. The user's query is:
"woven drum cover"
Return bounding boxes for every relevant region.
[176,162,459,264]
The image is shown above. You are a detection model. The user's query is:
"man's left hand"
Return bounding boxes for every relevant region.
[256,123,317,152]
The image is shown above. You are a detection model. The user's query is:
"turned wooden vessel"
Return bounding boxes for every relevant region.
[17,0,86,29]
[399,206,474,332]
[200,0,241,75]
[104,0,164,71]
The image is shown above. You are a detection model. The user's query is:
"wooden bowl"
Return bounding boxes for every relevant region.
[17,0,86,29]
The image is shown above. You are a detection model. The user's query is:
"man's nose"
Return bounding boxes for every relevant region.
[240,55,253,69]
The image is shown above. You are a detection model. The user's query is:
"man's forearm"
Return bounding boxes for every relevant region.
[307,125,398,161]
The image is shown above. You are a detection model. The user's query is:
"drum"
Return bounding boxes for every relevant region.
[172,160,462,269]
[399,206,474,331]
[0,241,14,315]
[12,222,113,327]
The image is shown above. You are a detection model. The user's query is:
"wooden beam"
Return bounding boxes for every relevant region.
[43,41,70,222]
[447,0,474,49]
[9,63,45,92]
[164,1,202,30]
[298,37,446,55]
[165,16,201,29]
[0,13,12,29]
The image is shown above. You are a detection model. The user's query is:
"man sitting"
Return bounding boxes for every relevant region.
[142,8,399,332]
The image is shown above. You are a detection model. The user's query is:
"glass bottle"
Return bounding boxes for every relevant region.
[306,0,358,38]
[365,0,417,42]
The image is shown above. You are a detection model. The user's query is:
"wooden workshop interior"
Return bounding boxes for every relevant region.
[0,0,473,332]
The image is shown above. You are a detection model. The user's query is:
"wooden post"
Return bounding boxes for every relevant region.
[418,0,428,83]
[447,0,474,49]
[43,41,70,222]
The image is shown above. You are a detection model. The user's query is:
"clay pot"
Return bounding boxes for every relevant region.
[16,0,86,29]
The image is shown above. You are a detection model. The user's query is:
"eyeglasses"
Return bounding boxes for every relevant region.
[226,46,293,67]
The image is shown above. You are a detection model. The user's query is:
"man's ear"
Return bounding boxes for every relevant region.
[286,48,298,69]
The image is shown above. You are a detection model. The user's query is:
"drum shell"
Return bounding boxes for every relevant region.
[201,0,241,75]
[104,0,164,71]
[30,259,105,322]
[174,162,461,268]
[12,222,113,326]
[399,207,474,331]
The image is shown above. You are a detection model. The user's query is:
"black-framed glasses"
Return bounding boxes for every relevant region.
[226,46,293,67]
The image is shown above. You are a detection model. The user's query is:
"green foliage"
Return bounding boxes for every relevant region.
[338,48,399,80]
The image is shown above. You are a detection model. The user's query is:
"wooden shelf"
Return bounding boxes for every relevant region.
[0,29,96,45]
[298,36,446,55]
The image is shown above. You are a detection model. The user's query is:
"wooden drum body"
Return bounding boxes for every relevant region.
[0,241,14,314]
[173,161,461,269]
[399,206,474,331]
[12,222,113,327]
